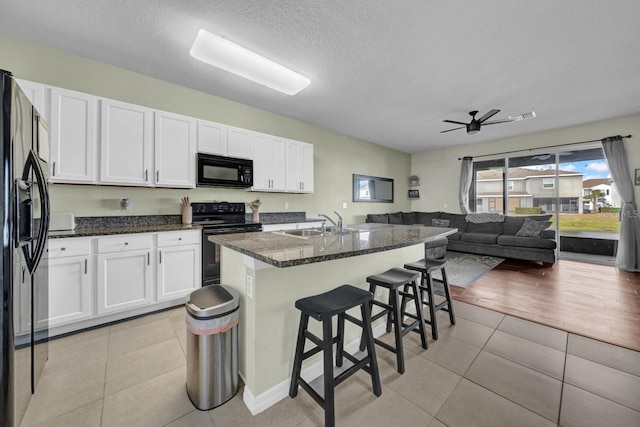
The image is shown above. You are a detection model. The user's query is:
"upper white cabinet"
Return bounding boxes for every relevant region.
[154,111,196,188]
[286,140,314,193]
[197,120,228,156]
[227,126,253,159]
[49,88,98,183]
[252,132,286,191]
[100,99,153,186]
[15,78,47,122]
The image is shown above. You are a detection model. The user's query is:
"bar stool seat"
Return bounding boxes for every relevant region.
[289,285,381,427]
[364,268,428,374]
[404,258,456,340]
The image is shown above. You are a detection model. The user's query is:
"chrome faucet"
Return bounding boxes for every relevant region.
[318,212,344,232]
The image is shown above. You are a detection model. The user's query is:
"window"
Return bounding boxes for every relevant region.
[507,180,514,190]
[542,178,555,189]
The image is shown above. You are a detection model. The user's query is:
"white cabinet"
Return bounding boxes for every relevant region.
[154,111,196,188]
[286,140,314,193]
[197,120,228,156]
[156,230,201,301]
[252,132,286,191]
[15,78,47,122]
[32,238,93,328]
[49,87,98,183]
[96,234,153,314]
[100,99,153,186]
[227,126,253,159]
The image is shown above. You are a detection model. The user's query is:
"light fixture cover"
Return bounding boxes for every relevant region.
[190,29,310,95]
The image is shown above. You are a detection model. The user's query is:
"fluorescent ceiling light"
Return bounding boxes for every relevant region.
[189,29,310,95]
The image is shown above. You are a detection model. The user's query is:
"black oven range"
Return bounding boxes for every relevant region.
[192,202,262,286]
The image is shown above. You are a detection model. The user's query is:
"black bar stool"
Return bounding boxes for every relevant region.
[364,268,428,374]
[289,285,381,427]
[404,259,456,340]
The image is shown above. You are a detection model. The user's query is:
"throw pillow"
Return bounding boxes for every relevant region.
[432,218,451,228]
[465,213,505,223]
[516,217,552,238]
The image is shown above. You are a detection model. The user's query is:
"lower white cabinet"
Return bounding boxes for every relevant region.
[43,255,92,327]
[156,230,201,301]
[41,230,201,334]
[97,235,153,314]
[35,238,93,328]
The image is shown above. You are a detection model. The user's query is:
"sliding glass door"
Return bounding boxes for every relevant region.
[471,145,620,261]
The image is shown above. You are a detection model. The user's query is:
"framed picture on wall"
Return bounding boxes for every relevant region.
[408,189,420,199]
[636,169,640,186]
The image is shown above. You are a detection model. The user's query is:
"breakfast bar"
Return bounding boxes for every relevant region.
[210,223,456,414]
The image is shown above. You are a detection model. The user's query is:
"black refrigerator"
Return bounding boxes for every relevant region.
[0,69,51,427]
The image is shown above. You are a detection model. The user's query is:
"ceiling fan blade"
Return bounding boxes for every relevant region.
[440,126,466,133]
[443,119,468,125]
[482,119,515,126]
[478,109,500,123]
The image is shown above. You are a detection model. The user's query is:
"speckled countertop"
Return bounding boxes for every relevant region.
[48,215,199,239]
[210,223,457,268]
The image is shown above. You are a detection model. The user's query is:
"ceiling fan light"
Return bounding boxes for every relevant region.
[189,29,310,95]
[467,129,481,135]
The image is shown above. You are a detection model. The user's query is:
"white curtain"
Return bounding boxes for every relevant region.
[602,136,640,271]
[459,156,473,213]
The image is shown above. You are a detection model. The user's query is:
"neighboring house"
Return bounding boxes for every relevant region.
[475,167,584,214]
[583,178,621,212]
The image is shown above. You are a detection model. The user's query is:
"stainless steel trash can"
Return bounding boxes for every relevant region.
[185,284,240,410]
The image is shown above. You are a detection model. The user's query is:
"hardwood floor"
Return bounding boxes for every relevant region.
[449,258,640,352]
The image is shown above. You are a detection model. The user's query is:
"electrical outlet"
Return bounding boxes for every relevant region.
[342,202,347,209]
[284,202,289,209]
[443,202,448,209]
[375,287,383,298]
[246,275,254,299]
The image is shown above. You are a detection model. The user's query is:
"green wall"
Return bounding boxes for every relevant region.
[0,34,411,222]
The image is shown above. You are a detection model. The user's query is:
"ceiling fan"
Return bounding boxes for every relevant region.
[441,109,528,134]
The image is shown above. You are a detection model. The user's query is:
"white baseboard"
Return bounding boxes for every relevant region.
[242,321,388,415]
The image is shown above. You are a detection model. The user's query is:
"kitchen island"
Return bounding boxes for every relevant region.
[210,223,456,414]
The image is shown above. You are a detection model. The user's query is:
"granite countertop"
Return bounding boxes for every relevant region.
[49,223,201,239]
[210,223,457,268]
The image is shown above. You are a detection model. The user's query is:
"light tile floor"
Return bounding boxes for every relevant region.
[22,301,640,427]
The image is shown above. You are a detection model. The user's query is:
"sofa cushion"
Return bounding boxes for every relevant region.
[468,221,503,234]
[388,212,404,224]
[516,217,552,238]
[432,218,451,227]
[502,215,554,235]
[415,211,441,225]
[447,231,464,241]
[440,212,468,233]
[460,233,500,244]
[502,216,525,235]
[366,214,388,224]
[497,235,557,250]
[402,212,417,225]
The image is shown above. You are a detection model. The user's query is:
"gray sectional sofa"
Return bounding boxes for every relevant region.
[366,211,557,265]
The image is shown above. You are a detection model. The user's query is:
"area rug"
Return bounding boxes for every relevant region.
[430,251,504,289]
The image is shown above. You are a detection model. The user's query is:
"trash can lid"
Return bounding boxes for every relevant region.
[186,285,240,319]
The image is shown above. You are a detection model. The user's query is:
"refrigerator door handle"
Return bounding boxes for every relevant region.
[20,150,50,274]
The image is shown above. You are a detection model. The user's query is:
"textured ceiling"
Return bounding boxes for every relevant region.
[2,0,639,153]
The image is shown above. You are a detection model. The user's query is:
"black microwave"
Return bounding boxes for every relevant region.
[196,153,253,188]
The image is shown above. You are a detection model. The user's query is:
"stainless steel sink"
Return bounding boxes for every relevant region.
[325,226,359,234]
[273,229,327,238]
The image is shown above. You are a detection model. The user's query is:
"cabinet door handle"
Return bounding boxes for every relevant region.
[124,242,128,246]
[156,170,159,181]
[159,250,162,264]
[84,258,88,274]
[147,252,150,265]
[178,237,182,241]
[61,247,66,251]
[145,170,148,181]
[52,162,56,177]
